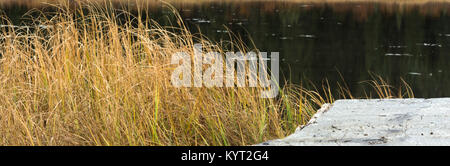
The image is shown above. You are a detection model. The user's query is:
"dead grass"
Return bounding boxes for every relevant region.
[0,0,414,146]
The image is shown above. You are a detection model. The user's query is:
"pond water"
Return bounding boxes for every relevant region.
[2,1,450,98]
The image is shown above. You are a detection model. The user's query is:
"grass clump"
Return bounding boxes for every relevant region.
[0,1,413,146]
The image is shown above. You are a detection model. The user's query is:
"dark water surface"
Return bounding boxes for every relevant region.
[2,1,450,98]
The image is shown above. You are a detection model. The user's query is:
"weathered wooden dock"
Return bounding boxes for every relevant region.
[260,98,450,146]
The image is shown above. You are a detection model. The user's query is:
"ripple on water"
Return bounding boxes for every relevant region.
[385,53,413,57]
[298,34,315,38]
[416,43,442,47]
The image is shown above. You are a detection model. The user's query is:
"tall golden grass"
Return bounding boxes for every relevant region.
[0,1,413,145]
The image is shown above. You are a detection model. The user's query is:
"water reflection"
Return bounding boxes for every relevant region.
[2,1,450,98]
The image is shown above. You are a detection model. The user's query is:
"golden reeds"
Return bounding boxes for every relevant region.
[0,1,413,146]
